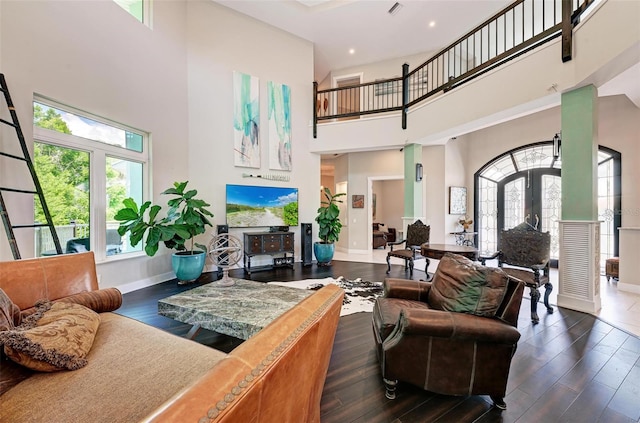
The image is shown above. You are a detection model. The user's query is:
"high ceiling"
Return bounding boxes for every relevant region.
[214,0,512,81]
[214,0,640,120]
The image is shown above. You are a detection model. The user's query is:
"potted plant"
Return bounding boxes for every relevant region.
[114,181,214,283]
[314,187,345,265]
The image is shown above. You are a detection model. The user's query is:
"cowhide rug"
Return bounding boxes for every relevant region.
[268,276,383,316]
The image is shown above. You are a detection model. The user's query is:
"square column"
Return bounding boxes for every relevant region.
[557,85,600,314]
[557,220,601,313]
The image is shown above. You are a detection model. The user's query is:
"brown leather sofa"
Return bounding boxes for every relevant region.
[372,253,524,410]
[0,252,343,423]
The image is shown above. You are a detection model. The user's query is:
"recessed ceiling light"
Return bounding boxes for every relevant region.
[349,48,355,55]
[429,21,436,28]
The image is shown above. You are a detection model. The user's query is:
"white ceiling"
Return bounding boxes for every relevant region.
[214,0,512,81]
[214,0,640,121]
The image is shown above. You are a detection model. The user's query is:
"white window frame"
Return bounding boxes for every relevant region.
[33,97,150,262]
[114,0,153,28]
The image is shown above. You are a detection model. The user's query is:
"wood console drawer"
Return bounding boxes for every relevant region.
[245,235,263,254]
[243,231,295,275]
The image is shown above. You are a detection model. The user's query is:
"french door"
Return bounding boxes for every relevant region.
[498,169,561,261]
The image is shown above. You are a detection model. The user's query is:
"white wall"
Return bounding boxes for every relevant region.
[343,150,404,252]
[422,145,446,243]
[0,0,190,287]
[329,51,437,86]
[444,138,467,240]
[185,2,316,271]
[0,0,317,291]
[376,179,404,231]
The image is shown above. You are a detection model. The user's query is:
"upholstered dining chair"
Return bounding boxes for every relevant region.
[480,225,552,324]
[385,220,430,276]
[373,253,525,410]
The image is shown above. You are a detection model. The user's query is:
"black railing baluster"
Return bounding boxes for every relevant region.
[402,63,409,130]
[313,81,318,138]
[313,0,595,137]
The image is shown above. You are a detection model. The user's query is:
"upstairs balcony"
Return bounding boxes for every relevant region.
[311,0,639,154]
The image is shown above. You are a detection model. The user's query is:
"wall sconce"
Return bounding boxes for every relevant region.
[416,163,423,182]
[552,133,562,159]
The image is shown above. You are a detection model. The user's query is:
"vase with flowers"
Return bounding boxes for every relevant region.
[458,216,473,232]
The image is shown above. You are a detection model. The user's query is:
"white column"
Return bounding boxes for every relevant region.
[557,220,601,313]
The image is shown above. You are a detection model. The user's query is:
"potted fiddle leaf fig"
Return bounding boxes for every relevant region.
[115,181,214,283]
[314,187,345,265]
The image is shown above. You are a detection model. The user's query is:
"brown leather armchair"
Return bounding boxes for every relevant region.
[373,253,525,410]
[372,223,388,249]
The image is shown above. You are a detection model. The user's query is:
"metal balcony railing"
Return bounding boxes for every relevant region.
[313,0,596,138]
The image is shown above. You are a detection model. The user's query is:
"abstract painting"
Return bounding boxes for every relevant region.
[233,71,260,168]
[267,81,292,171]
[449,186,467,214]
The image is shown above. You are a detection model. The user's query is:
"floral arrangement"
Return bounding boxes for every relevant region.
[458,216,473,231]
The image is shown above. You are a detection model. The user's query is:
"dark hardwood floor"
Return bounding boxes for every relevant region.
[116,261,640,423]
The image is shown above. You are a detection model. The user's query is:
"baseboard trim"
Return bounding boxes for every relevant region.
[114,271,176,294]
[618,282,640,295]
[557,293,602,314]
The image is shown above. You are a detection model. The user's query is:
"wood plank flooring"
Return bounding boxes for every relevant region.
[116,261,640,423]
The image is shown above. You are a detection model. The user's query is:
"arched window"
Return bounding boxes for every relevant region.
[474,141,620,269]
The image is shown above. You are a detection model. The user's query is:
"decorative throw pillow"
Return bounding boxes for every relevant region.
[428,253,509,317]
[0,301,100,372]
[0,288,21,332]
[19,288,123,318]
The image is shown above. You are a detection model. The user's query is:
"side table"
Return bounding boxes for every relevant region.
[421,243,479,279]
[449,231,477,247]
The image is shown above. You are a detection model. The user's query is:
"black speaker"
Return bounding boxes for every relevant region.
[301,223,313,266]
[216,225,229,278]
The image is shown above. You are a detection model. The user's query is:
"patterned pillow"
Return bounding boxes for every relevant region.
[428,253,509,317]
[0,301,100,372]
[0,288,21,332]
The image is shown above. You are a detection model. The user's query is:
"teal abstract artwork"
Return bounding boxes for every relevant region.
[267,81,291,171]
[233,71,260,168]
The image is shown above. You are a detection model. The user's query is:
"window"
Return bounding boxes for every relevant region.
[475,142,621,271]
[33,98,149,260]
[113,0,151,26]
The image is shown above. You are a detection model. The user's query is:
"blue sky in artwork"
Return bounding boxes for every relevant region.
[226,184,298,207]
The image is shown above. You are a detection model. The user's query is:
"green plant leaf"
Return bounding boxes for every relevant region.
[114,208,139,221]
[122,197,139,213]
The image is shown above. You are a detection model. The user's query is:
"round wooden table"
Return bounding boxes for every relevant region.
[421,243,478,279]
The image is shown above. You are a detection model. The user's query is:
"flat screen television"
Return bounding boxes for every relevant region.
[226,184,299,228]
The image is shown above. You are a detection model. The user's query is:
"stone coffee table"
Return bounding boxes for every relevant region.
[158,278,313,340]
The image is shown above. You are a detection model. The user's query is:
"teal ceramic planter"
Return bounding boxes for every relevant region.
[314,242,335,266]
[172,251,206,283]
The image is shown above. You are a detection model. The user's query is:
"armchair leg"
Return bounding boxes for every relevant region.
[490,396,507,410]
[408,258,414,276]
[386,255,391,274]
[530,286,540,324]
[383,378,397,400]
[544,282,554,314]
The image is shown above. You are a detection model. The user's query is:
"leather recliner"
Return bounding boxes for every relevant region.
[372,253,525,410]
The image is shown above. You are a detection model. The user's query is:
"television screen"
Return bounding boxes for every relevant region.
[226,184,299,228]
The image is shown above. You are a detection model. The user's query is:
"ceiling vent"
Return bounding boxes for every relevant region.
[388,2,403,16]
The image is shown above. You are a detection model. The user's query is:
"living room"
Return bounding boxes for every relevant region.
[1,0,640,421]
